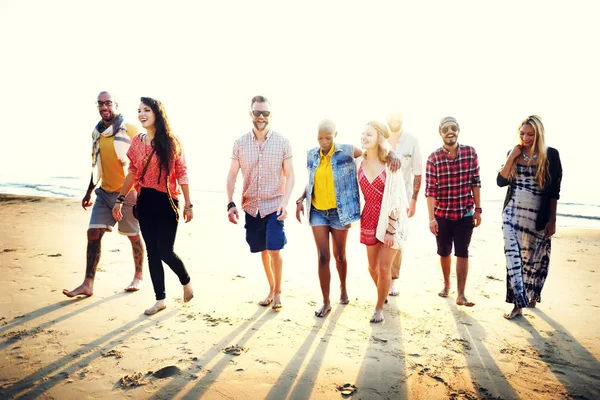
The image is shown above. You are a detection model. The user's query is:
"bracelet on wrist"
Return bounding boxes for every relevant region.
[184,204,193,210]
[227,201,236,211]
[296,198,304,204]
[385,229,396,235]
[430,219,436,224]
[475,207,482,213]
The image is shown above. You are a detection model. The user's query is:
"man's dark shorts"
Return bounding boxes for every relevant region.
[244,211,287,253]
[435,216,473,258]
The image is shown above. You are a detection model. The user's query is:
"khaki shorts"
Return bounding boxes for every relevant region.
[89,188,140,236]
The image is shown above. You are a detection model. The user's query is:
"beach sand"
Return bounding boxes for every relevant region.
[0,193,598,400]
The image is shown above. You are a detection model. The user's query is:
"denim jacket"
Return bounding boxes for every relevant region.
[305,143,361,225]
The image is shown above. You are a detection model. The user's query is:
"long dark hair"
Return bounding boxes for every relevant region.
[140,97,181,177]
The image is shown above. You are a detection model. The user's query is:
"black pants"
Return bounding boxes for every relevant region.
[138,187,190,300]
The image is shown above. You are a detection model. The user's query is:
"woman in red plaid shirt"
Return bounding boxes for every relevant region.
[425,116,482,307]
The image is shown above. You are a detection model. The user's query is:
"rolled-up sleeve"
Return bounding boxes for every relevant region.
[471,149,481,187]
[425,156,437,198]
[174,149,189,185]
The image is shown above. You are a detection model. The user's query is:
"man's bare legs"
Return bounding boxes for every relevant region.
[438,255,451,298]
[331,228,349,305]
[268,250,283,310]
[124,235,144,292]
[366,244,396,323]
[389,250,402,296]
[63,228,105,297]
[258,250,275,306]
[456,256,474,306]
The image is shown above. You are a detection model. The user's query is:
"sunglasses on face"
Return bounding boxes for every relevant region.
[97,101,114,107]
[441,125,458,134]
[252,110,271,117]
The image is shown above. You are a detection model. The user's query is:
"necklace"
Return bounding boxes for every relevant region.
[522,152,538,161]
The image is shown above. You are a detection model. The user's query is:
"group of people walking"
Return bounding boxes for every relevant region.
[62,92,562,323]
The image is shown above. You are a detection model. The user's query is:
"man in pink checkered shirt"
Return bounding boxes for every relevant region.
[226,95,295,311]
[425,116,482,308]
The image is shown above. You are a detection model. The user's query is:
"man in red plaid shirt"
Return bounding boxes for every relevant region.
[425,116,482,307]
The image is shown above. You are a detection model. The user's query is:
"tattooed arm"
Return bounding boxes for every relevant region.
[407,175,421,218]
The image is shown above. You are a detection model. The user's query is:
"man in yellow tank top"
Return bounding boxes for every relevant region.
[62,91,145,298]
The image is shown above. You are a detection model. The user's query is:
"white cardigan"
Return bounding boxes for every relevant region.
[375,165,409,250]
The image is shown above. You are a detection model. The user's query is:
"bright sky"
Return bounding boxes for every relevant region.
[1,0,598,203]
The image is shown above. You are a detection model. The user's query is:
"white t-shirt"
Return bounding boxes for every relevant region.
[394,131,422,200]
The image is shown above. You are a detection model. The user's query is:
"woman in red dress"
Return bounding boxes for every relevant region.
[358,121,408,323]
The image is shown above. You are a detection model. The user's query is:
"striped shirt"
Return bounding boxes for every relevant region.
[232,130,292,218]
[425,144,481,220]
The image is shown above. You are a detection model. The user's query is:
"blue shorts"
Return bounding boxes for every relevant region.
[89,188,140,236]
[244,211,287,253]
[309,207,349,230]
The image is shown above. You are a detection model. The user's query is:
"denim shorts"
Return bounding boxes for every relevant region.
[309,207,349,230]
[244,211,287,253]
[89,188,140,236]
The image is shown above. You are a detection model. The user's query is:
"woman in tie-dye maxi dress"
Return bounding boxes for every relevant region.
[497,115,562,320]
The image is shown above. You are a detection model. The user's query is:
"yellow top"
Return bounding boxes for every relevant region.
[99,123,139,193]
[312,144,337,210]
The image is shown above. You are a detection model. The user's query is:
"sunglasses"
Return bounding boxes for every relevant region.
[441,125,458,134]
[97,100,114,107]
[252,110,271,117]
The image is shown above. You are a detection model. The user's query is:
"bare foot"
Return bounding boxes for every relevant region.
[124,278,143,292]
[389,281,399,296]
[504,306,523,320]
[456,295,475,307]
[258,295,273,307]
[528,299,537,308]
[62,284,93,298]
[272,294,282,311]
[315,303,332,318]
[370,309,385,323]
[183,282,194,303]
[438,286,450,298]
[145,301,166,315]
[340,288,349,305]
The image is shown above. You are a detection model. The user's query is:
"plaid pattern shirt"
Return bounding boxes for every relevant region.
[232,130,292,218]
[425,144,481,220]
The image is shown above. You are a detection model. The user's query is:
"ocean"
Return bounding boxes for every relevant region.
[1,173,598,230]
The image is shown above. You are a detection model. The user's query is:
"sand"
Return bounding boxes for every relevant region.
[0,193,598,400]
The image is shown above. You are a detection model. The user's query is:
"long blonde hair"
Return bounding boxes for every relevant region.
[364,121,392,163]
[509,115,550,189]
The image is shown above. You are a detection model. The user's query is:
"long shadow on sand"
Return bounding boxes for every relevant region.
[513,308,600,400]
[0,310,176,399]
[0,292,130,351]
[354,296,408,399]
[263,304,347,400]
[147,307,271,400]
[449,306,519,399]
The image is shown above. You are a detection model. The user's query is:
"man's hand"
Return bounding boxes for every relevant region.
[544,220,556,238]
[407,199,417,218]
[228,207,239,224]
[473,211,482,228]
[296,201,304,223]
[82,192,93,210]
[277,203,288,221]
[387,150,401,173]
[429,219,438,236]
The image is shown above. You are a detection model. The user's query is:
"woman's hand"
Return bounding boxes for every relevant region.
[509,145,522,161]
[183,208,193,223]
[295,201,304,223]
[112,203,123,221]
[544,220,556,238]
[383,232,395,248]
